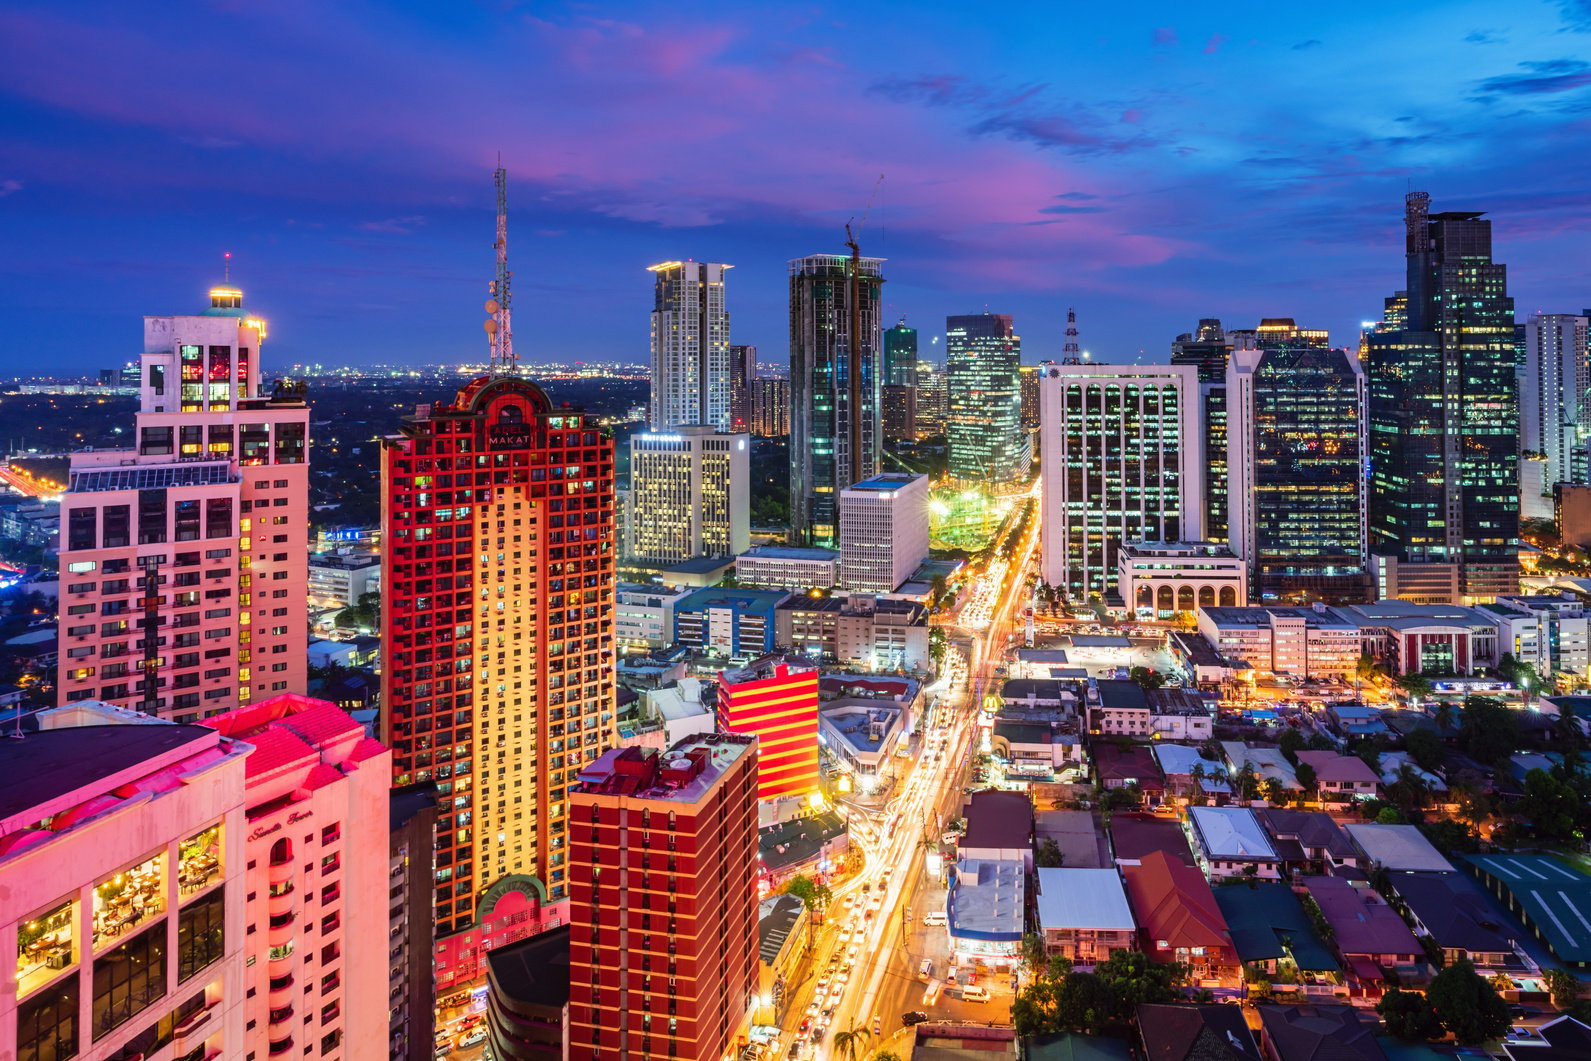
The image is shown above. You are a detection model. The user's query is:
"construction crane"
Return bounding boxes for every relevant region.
[483,163,517,375]
[843,175,885,484]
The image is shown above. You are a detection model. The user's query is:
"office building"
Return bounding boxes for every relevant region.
[1,704,251,1061]
[648,261,732,431]
[388,783,438,1061]
[1521,314,1591,489]
[881,383,916,442]
[748,376,789,438]
[717,657,821,802]
[883,318,918,387]
[567,734,760,1061]
[733,545,839,591]
[775,593,930,671]
[1038,364,1200,601]
[625,427,750,567]
[56,284,309,719]
[615,582,692,651]
[382,372,618,948]
[914,361,948,439]
[1172,319,1234,542]
[1253,318,1330,350]
[1019,365,1043,431]
[308,552,381,609]
[1118,541,1246,617]
[1367,192,1519,603]
[838,472,929,593]
[202,694,390,1061]
[946,313,1025,483]
[1227,346,1368,602]
[728,344,756,433]
[1197,605,1362,678]
[671,586,787,657]
[789,253,884,545]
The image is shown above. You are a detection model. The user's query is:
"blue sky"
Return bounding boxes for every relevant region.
[1,0,1589,375]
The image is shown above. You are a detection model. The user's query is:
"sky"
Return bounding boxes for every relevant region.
[3,0,1591,376]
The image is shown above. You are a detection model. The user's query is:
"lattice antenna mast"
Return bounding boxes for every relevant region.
[1062,307,1083,364]
[485,164,516,375]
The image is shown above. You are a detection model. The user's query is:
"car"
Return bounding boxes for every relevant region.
[815,975,829,992]
[902,1011,929,1026]
[799,1018,812,1034]
[806,1002,820,1018]
[460,1029,488,1049]
[436,1049,452,1061]
[457,1015,483,1030]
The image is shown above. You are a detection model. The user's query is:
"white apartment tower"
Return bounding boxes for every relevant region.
[838,472,930,593]
[649,261,733,430]
[1039,364,1200,601]
[626,426,750,566]
[1522,313,1591,489]
[56,285,310,719]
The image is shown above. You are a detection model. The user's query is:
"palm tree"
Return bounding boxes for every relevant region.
[832,1025,873,1061]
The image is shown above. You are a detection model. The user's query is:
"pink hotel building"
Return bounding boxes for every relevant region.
[56,285,309,719]
[0,694,389,1061]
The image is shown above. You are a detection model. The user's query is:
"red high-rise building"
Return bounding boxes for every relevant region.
[717,657,820,803]
[381,374,618,981]
[568,735,760,1061]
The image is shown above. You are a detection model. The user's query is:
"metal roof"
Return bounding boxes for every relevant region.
[1035,868,1135,932]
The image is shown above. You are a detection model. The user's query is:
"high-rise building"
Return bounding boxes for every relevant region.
[567,734,760,1061]
[381,373,618,954]
[883,318,919,387]
[1172,319,1234,542]
[717,657,821,803]
[625,426,750,567]
[914,360,948,440]
[648,262,732,430]
[1019,365,1043,431]
[789,254,884,546]
[749,376,790,438]
[881,384,917,442]
[1038,364,1200,601]
[3,702,251,1061]
[56,284,309,718]
[946,313,1025,483]
[1228,347,1369,602]
[1253,318,1330,350]
[389,783,439,1061]
[202,694,391,1061]
[728,344,756,432]
[838,472,930,593]
[1521,314,1591,489]
[1367,193,1519,604]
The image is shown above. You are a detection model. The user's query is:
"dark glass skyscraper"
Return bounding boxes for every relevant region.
[789,253,884,545]
[729,343,756,432]
[946,312,1024,483]
[883,318,918,387]
[1229,346,1368,602]
[1367,192,1518,603]
[1172,319,1233,542]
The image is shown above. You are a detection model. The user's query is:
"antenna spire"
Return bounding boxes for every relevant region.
[224,251,231,284]
[485,163,516,375]
[1062,307,1082,364]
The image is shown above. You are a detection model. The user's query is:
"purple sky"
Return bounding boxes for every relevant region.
[2,0,1591,375]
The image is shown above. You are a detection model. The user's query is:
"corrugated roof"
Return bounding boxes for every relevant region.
[1464,853,1591,963]
[1190,806,1277,860]
[1035,868,1134,932]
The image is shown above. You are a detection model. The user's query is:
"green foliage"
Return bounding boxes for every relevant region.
[1036,837,1064,868]
[1397,673,1434,698]
[1129,666,1168,690]
[1293,761,1317,792]
[1278,728,1305,763]
[1419,818,1480,855]
[1375,806,1405,825]
[781,874,833,915]
[1378,987,1443,1040]
[1011,947,1185,1037]
[1460,696,1519,767]
[1428,958,1512,1045]
[1518,767,1581,840]
[1403,727,1444,771]
[1545,968,1579,1010]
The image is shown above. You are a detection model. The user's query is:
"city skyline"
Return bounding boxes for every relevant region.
[5,2,1591,375]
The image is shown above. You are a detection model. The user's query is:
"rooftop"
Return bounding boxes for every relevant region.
[949,857,1026,941]
[1343,823,1454,873]
[1294,750,1381,786]
[738,545,839,562]
[1137,1003,1260,1061]
[1214,882,1339,971]
[1390,870,1516,953]
[1119,540,1239,559]
[1201,605,1358,631]
[1255,808,1355,861]
[673,585,788,611]
[1122,850,1233,953]
[1463,853,1591,963]
[1110,814,1196,867]
[758,893,806,965]
[844,472,925,493]
[1258,1005,1385,1061]
[575,733,755,803]
[758,810,847,874]
[1035,868,1135,932]
[962,789,1035,851]
[1096,679,1150,710]
[1190,806,1278,861]
[819,700,904,756]
[486,924,572,1012]
[1303,876,1422,959]
[69,460,236,494]
[1094,743,1165,788]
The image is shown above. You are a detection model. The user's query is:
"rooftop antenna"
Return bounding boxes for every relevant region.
[224,251,231,284]
[1062,307,1083,364]
[484,160,517,375]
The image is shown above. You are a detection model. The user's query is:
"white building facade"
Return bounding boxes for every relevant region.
[648,261,732,430]
[1118,541,1246,618]
[1522,314,1591,490]
[626,426,750,567]
[837,473,929,594]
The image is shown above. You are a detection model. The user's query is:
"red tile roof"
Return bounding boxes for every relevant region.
[1123,849,1233,955]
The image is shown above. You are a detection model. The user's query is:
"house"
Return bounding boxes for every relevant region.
[1110,814,1197,868]
[1213,882,1340,983]
[1034,868,1136,963]
[1294,750,1380,800]
[1389,871,1518,969]
[1025,1033,1134,1061]
[947,858,1025,965]
[1222,742,1301,792]
[1136,1004,1261,1061]
[915,1024,1019,1061]
[1303,876,1424,993]
[1500,1014,1591,1061]
[1376,751,1446,796]
[1326,703,1392,739]
[1093,743,1165,796]
[1342,823,1454,873]
[1146,687,1215,741]
[1090,679,1153,737]
[1189,806,1282,880]
[1154,743,1231,804]
[991,719,1083,781]
[960,789,1036,870]
[1122,850,1239,984]
[1254,808,1357,876]
[1036,809,1110,869]
[1465,853,1591,969]
[1257,1004,1386,1061]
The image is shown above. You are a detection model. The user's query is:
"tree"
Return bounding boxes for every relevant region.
[831,1026,872,1061]
[1293,761,1317,793]
[1428,958,1511,1045]
[1278,728,1306,763]
[1262,778,1285,805]
[1234,764,1260,801]
[782,874,833,917]
[1129,666,1168,690]
[875,1054,904,1061]
[1545,968,1579,1010]
[1092,948,1187,1010]
[1397,673,1434,699]
[1404,727,1444,772]
[1357,654,1388,687]
[1518,767,1581,840]
[1460,696,1519,767]
[1378,988,1443,1041]
[1036,837,1064,868]
[1375,806,1405,825]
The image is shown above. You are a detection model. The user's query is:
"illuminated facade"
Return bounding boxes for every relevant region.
[946,313,1025,483]
[729,344,756,432]
[789,254,884,546]
[1521,313,1591,489]
[883,319,918,387]
[1171,319,1233,542]
[568,735,760,1061]
[838,472,930,594]
[56,285,308,719]
[625,426,750,567]
[915,361,948,439]
[748,376,789,438]
[380,374,618,956]
[648,262,732,431]
[717,659,821,802]
[1227,346,1368,602]
[1367,193,1519,603]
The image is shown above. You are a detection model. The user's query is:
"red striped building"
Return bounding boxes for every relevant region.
[717,659,820,802]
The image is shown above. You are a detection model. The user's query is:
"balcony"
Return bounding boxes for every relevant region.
[268,1038,294,1057]
[267,974,295,1009]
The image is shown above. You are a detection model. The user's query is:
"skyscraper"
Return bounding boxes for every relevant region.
[568,735,760,1061]
[914,360,948,440]
[1171,319,1234,542]
[648,261,732,430]
[946,313,1025,483]
[1019,365,1043,431]
[1038,364,1200,601]
[1228,346,1368,602]
[729,343,756,432]
[55,283,308,718]
[883,318,919,386]
[749,376,790,438]
[1521,313,1591,489]
[625,426,750,566]
[789,253,884,545]
[1367,193,1519,604]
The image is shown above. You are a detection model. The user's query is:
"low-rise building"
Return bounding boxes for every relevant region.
[1093,743,1165,799]
[1478,594,1591,680]
[1257,1005,1384,1061]
[1122,851,1239,985]
[1221,742,1301,792]
[1109,814,1197,869]
[1137,1004,1260,1061]
[818,699,905,792]
[1119,541,1247,619]
[1154,744,1231,804]
[776,593,929,672]
[1213,883,1340,983]
[308,551,381,608]
[960,790,1036,868]
[1188,805,1282,880]
[645,677,717,748]
[1254,808,1356,875]
[1389,871,1517,969]
[1342,823,1454,873]
[1197,605,1361,679]
[1034,868,1136,963]
[1293,750,1380,801]
[615,582,691,650]
[734,546,840,591]
[1146,687,1215,741]
[1344,601,1498,676]
[673,586,789,658]
[756,894,809,1021]
[1303,876,1424,990]
[947,858,1026,966]
[1465,853,1591,969]
[1088,679,1153,736]
[991,719,1084,781]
